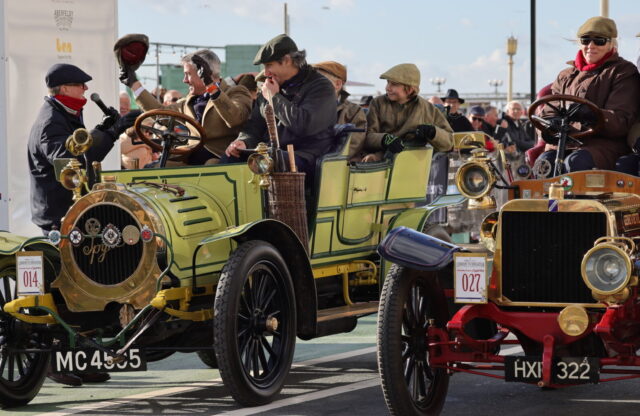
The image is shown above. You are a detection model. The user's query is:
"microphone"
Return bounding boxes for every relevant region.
[90,93,112,115]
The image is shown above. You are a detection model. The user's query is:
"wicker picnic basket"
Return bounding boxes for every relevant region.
[267,172,309,254]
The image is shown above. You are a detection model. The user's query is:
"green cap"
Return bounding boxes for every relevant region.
[380,63,421,88]
[577,16,617,38]
[253,34,298,65]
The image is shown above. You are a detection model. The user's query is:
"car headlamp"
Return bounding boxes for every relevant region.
[60,167,82,191]
[247,153,273,175]
[581,244,631,295]
[455,161,495,199]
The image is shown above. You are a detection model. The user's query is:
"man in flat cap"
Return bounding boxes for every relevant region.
[224,34,337,183]
[313,61,367,162]
[117,41,252,165]
[362,63,453,162]
[28,63,132,385]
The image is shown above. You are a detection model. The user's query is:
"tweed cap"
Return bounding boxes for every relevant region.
[253,34,298,65]
[380,63,420,88]
[113,33,149,71]
[577,16,617,38]
[313,61,347,82]
[45,63,92,88]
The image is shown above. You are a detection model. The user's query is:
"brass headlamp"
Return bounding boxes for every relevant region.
[59,159,88,201]
[581,237,637,304]
[455,149,497,209]
[247,142,273,189]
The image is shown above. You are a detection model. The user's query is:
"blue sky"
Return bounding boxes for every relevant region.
[118,0,640,98]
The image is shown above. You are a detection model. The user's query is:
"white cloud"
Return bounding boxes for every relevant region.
[328,0,356,10]
[460,18,472,27]
[313,45,355,62]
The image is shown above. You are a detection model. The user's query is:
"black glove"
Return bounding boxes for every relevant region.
[112,109,142,138]
[380,134,404,154]
[94,111,119,132]
[567,103,597,125]
[119,65,138,88]
[191,55,213,86]
[415,124,436,143]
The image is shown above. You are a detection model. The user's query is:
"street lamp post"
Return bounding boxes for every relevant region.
[506,36,518,102]
[430,77,446,93]
[488,79,503,96]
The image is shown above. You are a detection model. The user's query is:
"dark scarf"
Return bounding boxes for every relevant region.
[574,48,615,72]
[54,95,87,115]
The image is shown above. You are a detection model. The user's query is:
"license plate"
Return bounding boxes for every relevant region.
[52,348,146,373]
[505,356,599,384]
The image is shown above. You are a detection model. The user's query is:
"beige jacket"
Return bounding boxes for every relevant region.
[136,80,252,157]
[365,95,453,160]
[337,90,367,161]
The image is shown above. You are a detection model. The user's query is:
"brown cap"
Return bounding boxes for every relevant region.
[577,16,617,38]
[313,61,347,82]
[380,63,420,88]
[113,33,149,71]
[253,34,298,65]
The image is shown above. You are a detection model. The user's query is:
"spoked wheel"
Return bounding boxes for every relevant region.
[213,241,296,406]
[0,256,50,408]
[196,349,218,368]
[377,265,450,416]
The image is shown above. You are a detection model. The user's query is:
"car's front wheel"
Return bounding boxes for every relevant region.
[377,264,450,416]
[213,241,296,406]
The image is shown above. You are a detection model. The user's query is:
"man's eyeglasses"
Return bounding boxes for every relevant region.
[471,117,484,122]
[65,83,87,88]
[579,37,610,46]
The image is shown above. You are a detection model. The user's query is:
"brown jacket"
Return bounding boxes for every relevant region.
[136,80,252,157]
[364,94,453,160]
[551,52,640,169]
[337,90,367,161]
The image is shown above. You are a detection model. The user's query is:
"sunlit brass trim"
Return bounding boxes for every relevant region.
[479,212,498,252]
[455,160,496,200]
[558,305,590,336]
[580,243,632,296]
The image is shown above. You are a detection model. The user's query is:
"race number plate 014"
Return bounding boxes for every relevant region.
[16,251,44,296]
[505,356,599,384]
[52,348,146,373]
[453,253,487,304]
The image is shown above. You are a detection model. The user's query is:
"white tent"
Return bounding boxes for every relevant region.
[0,0,119,236]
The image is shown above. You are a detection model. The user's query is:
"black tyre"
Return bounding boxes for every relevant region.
[377,264,450,416]
[196,349,218,368]
[0,256,50,408]
[213,241,296,406]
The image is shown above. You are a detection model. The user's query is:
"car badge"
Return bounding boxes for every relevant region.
[101,224,121,248]
[68,227,84,246]
[48,230,61,246]
[122,225,140,245]
[516,164,531,179]
[548,199,559,212]
[140,225,154,243]
[85,218,101,236]
[559,176,573,190]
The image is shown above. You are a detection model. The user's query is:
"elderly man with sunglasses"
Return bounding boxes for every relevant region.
[538,16,640,173]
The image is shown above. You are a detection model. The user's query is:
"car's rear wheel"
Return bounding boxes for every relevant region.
[196,349,218,368]
[378,264,450,416]
[0,256,50,408]
[213,241,296,406]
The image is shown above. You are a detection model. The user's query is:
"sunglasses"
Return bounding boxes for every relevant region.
[579,37,610,46]
[471,117,484,122]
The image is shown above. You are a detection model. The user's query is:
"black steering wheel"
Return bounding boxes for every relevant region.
[528,94,605,141]
[134,109,207,167]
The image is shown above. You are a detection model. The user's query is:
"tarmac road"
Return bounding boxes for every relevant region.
[7,315,640,416]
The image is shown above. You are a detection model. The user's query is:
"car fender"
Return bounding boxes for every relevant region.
[0,231,61,283]
[199,219,317,340]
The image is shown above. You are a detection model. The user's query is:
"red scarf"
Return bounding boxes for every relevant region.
[54,95,87,114]
[574,49,615,72]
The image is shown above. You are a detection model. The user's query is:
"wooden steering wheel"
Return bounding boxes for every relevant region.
[134,109,207,156]
[527,94,605,140]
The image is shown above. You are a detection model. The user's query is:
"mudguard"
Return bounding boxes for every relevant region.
[378,226,461,271]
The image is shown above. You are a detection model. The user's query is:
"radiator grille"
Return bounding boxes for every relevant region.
[72,204,143,285]
[501,211,606,304]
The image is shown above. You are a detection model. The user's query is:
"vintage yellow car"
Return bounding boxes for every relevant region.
[0,109,464,408]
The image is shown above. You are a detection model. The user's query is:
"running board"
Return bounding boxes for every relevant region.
[313,302,379,338]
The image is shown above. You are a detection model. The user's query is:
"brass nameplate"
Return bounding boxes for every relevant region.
[585,174,605,188]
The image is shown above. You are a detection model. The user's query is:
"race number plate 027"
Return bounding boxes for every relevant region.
[505,356,599,384]
[16,251,44,296]
[52,348,146,373]
[453,253,488,304]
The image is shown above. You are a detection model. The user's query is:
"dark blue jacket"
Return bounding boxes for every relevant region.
[28,97,116,231]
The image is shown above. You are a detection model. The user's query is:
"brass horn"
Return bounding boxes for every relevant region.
[65,128,93,156]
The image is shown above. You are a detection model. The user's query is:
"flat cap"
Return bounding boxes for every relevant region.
[114,33,149,71]
[380,63,420,88]
[469,105,485,117]
[253,34,298,65]
[313,61,347,82]
[45,63,92,88]
[577,16,617,38]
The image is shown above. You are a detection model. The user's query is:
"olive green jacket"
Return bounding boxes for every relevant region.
[364,95,453,158]
[136,80,252,157]
[337,90,367,161]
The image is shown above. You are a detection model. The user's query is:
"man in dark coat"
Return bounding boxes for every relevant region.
[224,34,337,182]
[28,64,128,235]
[441,89,473,132]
